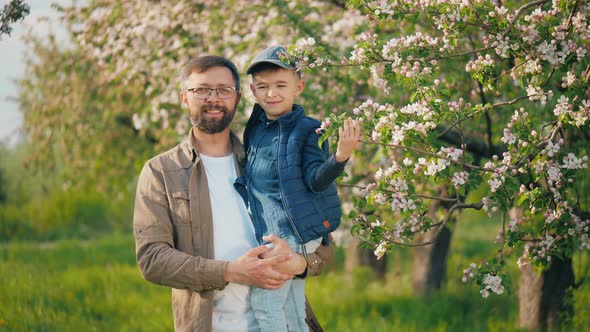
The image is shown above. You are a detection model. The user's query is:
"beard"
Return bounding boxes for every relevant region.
[189,103,235,134]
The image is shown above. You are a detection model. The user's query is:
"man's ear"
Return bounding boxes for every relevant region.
[235,91,242,108]
[180,90,188,108]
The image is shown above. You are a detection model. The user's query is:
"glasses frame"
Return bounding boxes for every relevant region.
[185,87,238,100]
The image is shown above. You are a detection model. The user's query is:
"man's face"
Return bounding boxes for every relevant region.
[181,66,240,134]
[250,68,304,120]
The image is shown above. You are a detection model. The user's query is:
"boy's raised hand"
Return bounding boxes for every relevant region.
[335,117,361,162]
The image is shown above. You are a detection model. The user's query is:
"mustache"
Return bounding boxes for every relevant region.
[201,104,227,112]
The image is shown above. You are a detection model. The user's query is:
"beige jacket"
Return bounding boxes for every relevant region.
[133,128,333,331]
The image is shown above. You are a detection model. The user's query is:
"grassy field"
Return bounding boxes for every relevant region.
[0,216,588,331]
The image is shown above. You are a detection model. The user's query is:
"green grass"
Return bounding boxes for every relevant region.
[306,270,521,332]
[0,225,588,331]
[0,234,172,331]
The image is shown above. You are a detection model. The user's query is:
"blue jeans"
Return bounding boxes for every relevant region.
[251,234,308,332]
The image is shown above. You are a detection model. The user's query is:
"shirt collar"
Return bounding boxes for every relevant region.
[182,127,245,166]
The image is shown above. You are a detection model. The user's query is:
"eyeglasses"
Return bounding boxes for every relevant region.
[186,87,238,100]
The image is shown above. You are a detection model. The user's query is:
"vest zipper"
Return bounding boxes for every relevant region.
[276,122,308,258]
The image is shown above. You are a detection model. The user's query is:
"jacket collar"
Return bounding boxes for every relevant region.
[179,127,245,168]
[252,103,305,128]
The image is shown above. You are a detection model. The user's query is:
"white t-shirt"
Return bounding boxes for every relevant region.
[200,153,259,332]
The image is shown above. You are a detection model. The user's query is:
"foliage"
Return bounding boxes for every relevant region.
[0,0,29,39]
[0,145,132,242]
[0,187,131,242]
[13,16,158,237]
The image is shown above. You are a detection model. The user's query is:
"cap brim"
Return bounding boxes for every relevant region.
[246,60,295,74]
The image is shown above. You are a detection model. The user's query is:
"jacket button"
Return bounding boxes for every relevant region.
[193,225,200,231]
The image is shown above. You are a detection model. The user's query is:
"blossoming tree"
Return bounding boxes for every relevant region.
[287,1,589,329]
[19,0,588,330]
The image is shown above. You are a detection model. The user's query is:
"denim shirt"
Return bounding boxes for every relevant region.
[246,114,291,242]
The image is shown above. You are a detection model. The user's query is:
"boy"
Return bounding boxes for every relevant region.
[243,45,361,332]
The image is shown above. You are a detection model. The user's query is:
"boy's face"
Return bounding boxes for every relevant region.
[250,68,304,120]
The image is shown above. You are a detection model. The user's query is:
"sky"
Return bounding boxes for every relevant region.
[0,0,68,146]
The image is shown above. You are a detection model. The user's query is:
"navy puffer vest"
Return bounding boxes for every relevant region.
[243,104,342,244]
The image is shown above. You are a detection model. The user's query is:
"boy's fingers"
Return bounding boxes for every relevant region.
[249,245,271,257]
[354,121,361,138]
[343,118,350,135]
[262,234,279,244]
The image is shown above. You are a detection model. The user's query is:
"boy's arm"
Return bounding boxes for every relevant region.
[259,234,334,278]
[302,133,346,192]
[303,117,361,191]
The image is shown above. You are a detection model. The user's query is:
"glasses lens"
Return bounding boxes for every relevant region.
[217,87,235,99]
[194,88,211,99]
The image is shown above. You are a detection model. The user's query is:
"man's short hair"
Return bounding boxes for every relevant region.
[180,56,240,91]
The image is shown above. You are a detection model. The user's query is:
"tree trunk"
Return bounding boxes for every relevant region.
[412,185,455,297]
[344,236,360,274]
[411,225,453,297]
[518,257,575,331]
[345,236,388,280]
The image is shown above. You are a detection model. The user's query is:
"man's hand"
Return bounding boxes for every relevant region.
[259,234,307,275]
[335,117,361,163]
[224,244,292,289]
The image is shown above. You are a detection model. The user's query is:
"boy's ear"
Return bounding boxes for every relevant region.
[295,79,305,96]
[249,82,255,94]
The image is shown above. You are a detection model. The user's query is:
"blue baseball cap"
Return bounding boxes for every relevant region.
[245,45,295,74]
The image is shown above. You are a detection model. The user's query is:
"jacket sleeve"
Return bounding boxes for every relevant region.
[298,234,335,278]
[133,162,228,292]
[302,131,347,192]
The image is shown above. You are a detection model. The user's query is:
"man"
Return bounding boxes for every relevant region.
[133,55,333,332]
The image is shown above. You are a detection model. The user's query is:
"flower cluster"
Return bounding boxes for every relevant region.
[285,37,331,71]
[462,263,506,298]
[391,212,428,243]
[480,274,505,298]
[461,263,477,283]
[525,85,552,104]
[391,193,417,213]
[374,241,388,259]
[451,171,469,188]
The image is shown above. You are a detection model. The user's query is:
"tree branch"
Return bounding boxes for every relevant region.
[504,0,551,35]
[435,125,507,159]
[338,183,459,203]
[0,0,30,39]
[406,202,485,247]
